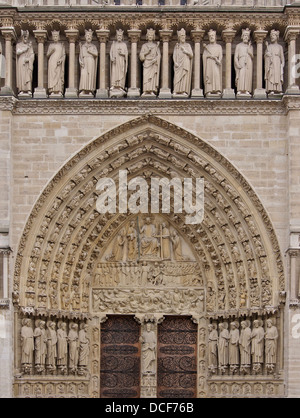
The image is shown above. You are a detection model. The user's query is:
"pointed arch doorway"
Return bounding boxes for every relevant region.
[13,115,285,398]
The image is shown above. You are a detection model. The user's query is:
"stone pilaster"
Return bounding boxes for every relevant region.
[284,26,300,94]
[127,29,141,98]
[191,29,205,98]
[96,29,110,98]
[33,30,48,99]
[65,29,79,98]
[253,30,268,99]
[0,27,16,96]
[159,29,173,98]
[222,29,236,99]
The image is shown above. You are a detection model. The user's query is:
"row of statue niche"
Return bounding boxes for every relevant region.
[208,318,279,376]
[15,27,284,97]
[20,318,90,376]
[107,218,188,262]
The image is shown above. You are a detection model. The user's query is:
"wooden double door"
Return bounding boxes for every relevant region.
[100,315,197,398]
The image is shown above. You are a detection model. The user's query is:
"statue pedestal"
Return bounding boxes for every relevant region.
[236,91,252,99]
[127,87,140,98]
[48,92,64,99]
[79,91,95,99]
[253,88,267,99]
[158,88,172,99]
[285,85,300,95]
[18,91,32,99]
[33,87,47,99]
[172,92,189,99]
[222,88,235,99]
[267,92,283,99]
[205,92,222,99]
[191,88,204,98]
[0,86,15,96]
[141,92,158,99]
[65,87,78,98]
[109,87,126,98]
[96,88,109,98]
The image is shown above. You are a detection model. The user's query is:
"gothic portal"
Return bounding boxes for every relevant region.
[12,116,285,398]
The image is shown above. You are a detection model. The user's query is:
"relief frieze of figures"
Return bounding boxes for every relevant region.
[92,288,205,315]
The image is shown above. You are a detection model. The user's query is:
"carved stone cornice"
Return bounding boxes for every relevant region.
[0,97,287,116]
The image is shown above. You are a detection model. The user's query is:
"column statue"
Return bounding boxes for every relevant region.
[229,321,240,374]
[251,319,264,374]
[21,318,34,374]
[140,322,157,375]
[57,321,68,374]
[78,323,90,376]
[34,320,47,374]
[46,321,57,373]
[79,29,98,97]
[265,318,278,374]
[208,323,218,374]
[218,322,229,374]
[203,29,222,96]
[265,29,285,94]
[234,28,253,96]
[173,28,193,96]
[68,322,79,374]
[16,30,35,96]
[239,319,251,374]
[139,28,161,97]
[110,29,128,97]
[47,30,66,97]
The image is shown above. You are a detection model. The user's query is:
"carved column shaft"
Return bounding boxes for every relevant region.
[0,249,10,299]
[222,29,236,99]
[33,30,47,98]
[96,29,110,98]
[191,30,205,98]
[0,28,16,96]
[285,27,300,94]
[65,29,79,98]
[254,30,268,98]
[128,29,141,97]
[288,249,300,299]
[159,30,173,98]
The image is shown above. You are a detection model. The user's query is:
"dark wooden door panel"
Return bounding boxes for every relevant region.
[100,316,140,398]
[158,316,197,398]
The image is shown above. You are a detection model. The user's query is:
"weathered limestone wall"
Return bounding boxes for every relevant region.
[286,109,300,398]
[0,110,12,398]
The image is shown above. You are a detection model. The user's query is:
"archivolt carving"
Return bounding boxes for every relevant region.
[14,115,285,321]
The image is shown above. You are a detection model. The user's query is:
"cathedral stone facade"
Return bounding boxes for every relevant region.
[0,0,300,398]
